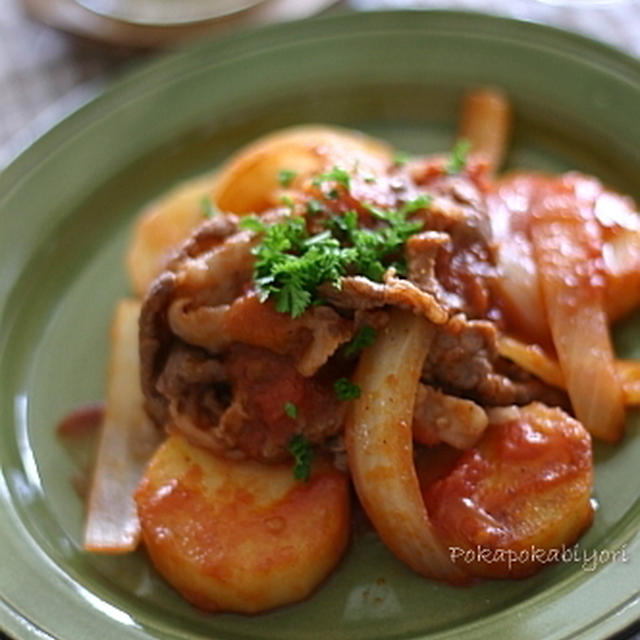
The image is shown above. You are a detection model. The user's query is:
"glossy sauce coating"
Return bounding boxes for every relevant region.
[136,433,351,613]
[422,403,593,578]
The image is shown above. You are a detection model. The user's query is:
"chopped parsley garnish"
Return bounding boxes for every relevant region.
[200,195,218,218]
[284,402,299,419]
[246,177,430,317]
[238,215,267,232]
[327,209,358,236]
[251,215,347,317]
[306,199,326,215]
[278,168,297,188]
[392,151,411,167]
[353,195,430,279]
[334,377,361,401]
[344,325,377,357]
[400,194,433,215]
[288,434,312,481]
[312,166,351,190]
[280,194,296,210]
[447,139,471,174]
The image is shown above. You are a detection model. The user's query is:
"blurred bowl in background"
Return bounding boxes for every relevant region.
[22,0,339,47]
[75,0,265,26]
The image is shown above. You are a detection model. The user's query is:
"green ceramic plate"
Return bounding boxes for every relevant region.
[1,10,640,640]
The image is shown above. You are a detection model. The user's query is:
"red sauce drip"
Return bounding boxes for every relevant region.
[56,402,104,439]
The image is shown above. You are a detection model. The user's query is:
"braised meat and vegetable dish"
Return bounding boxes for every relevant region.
[75,90,640,614]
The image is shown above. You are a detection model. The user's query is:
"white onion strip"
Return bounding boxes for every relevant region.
[458,88,511,175]
[84,299,161,552]
[345,310,468,583]
[531,193,626,442]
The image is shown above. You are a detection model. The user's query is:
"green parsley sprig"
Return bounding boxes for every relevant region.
[312,166,351,190]
[200,195,218,219]
[334,377,361,401]
[392,151,411,167]
[284,402,299,419]
[278,168,297,188]
[241,190,430,317]
[247,216,348,317]
[306,199,326,216]
[447,139,471,175]
[288,434,313,481]
[348,195,431,280]
[344,325,377,357]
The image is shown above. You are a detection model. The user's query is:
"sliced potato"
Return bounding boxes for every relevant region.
[127,172,218,297]
[212,125,392,214]
[421,403,593,579]
[135,433,351,613]
[127,126,391,296]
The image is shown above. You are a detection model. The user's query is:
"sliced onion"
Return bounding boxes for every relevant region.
[84,299,161,553]
[345,310,468,583]
[493,231,550,346]
[616,360,640,406]
[458,88,511,175]
[499,334,640,409]
[531,189,625,442]
[603,229,640,321]
[487,175,553,347]
[497,335,564,389]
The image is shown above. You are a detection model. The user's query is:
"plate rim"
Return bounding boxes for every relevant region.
[3,8,640,195]
[1,9,640,640]
[4,8,640,194]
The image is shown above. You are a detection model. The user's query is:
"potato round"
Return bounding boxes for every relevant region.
[421,402,593,579]
[126,172,218,297]
[135,433,350,613]
[212,125,392,214]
